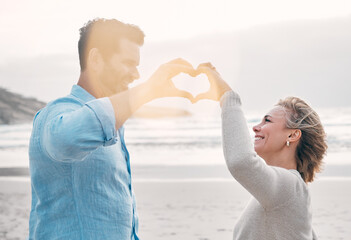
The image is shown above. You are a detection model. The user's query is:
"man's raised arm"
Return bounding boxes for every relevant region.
[109,58,196,129]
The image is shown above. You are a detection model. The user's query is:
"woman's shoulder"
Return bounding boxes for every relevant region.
[288,169,303,179]
[270,167,309,195]
[264,167,310,209]
[285,167,310,194]
[272,167,307,187]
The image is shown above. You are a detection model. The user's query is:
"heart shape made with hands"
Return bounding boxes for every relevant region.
[172,72,210,98]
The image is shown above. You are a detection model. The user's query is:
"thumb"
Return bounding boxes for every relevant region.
[177,90,194,102]
[193,92,211,104]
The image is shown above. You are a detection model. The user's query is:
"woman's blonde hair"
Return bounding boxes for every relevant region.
[277,97,327,182]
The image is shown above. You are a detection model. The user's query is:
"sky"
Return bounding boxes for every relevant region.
[1,0,351,111]
[2,0,351,58]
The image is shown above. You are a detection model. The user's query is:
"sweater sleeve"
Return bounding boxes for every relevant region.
[220,91,301,209]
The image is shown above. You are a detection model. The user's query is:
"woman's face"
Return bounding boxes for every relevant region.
[253,106,291,160]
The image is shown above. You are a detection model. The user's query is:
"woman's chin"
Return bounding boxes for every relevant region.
[254,147,263,157]
[254,145,260,154]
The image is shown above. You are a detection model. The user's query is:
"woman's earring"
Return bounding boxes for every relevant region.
[286,141,290,147]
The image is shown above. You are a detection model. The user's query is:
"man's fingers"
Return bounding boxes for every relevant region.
[168,58,193,67]
[168,63,197,77]
[166,58,197,76]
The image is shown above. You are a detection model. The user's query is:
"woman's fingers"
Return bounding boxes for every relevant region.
[192,62,232,103]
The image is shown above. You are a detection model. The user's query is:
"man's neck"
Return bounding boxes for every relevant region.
[78,71,104,99]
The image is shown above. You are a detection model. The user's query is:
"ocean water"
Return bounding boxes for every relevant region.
[0,107,351,178]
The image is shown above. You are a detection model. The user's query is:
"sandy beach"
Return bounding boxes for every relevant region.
[0,165,350,240]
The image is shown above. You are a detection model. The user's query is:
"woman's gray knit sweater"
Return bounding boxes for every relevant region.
[220,91,317,240]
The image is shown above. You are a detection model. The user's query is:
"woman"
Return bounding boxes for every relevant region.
[193,63,327,240]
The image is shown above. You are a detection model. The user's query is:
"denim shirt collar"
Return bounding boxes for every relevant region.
[71,85,96,103]
[70,84,125,133]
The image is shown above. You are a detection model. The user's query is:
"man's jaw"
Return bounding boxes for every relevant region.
[120,77,135,91]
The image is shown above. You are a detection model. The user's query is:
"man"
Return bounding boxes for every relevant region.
[28,18,195,240]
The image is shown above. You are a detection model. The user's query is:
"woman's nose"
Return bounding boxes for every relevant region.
[253,124,260,132]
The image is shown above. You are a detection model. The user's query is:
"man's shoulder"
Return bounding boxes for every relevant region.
[37,93,85,121]
[46,94,85,110]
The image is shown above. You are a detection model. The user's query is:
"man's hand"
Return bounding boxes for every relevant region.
[109,58,197,129]
[146,58,196,101]
[192,63,232,103]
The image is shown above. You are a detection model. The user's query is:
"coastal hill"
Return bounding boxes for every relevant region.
[0,87,45,125]
[0,87,191,124]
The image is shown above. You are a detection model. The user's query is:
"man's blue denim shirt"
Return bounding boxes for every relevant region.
[28,85,139,240]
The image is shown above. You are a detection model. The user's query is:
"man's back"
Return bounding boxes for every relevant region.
[28,85,139,240]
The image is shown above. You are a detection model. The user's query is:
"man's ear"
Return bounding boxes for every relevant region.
[87,48,104,72]
[288,129,302,143]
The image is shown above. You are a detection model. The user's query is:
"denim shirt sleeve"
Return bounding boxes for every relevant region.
[42,97,117,162]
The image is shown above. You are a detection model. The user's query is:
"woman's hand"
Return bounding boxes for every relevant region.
[192,63,232,103]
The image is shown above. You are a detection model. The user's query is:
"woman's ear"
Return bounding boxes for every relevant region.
[87,48,104,73]
[288,129,302,143]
